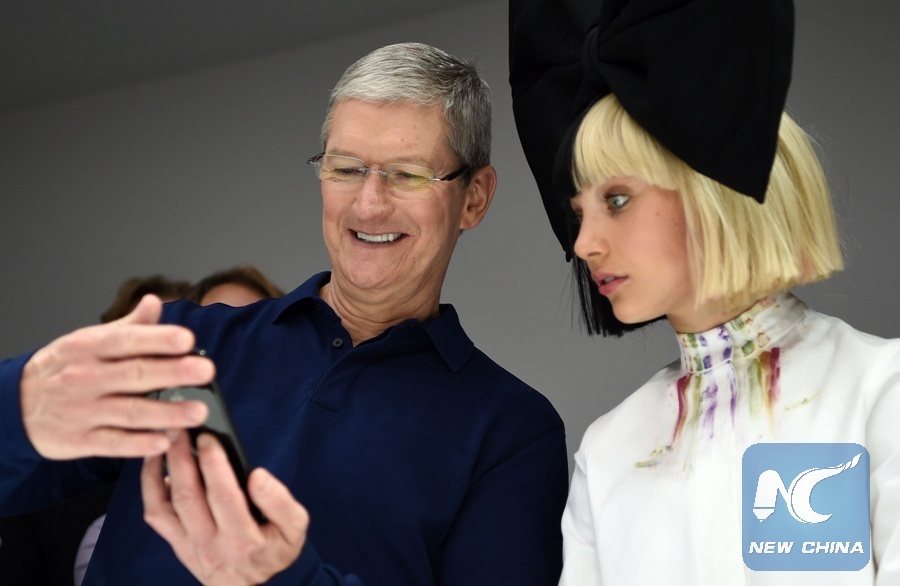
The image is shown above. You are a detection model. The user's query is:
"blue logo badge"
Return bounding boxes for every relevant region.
[742,443,870,571]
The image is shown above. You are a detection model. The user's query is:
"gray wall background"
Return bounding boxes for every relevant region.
[1,0,898,472]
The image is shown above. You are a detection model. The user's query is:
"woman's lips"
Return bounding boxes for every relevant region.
[593,273,627,296]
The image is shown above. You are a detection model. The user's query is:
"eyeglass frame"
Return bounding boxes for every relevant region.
[307,153,470,192]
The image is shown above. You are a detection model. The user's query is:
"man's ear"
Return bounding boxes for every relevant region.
[459,165,497,231]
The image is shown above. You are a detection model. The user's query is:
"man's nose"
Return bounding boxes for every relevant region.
[355,170,394,214]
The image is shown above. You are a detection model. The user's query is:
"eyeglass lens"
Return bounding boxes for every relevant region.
[315,155,438,192]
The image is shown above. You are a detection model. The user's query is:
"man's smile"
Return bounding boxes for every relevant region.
[354,231,404,243]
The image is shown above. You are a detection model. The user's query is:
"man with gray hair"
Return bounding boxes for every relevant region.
[0,43,568,584]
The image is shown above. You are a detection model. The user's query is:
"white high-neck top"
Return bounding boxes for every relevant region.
[559,293,900,585]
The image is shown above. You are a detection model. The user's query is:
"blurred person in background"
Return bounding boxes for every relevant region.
[188,264,284,307]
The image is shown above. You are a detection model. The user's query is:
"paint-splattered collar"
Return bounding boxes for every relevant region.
[677,292,808,373]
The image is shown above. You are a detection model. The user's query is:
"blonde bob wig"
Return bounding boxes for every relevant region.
[571,94,843,332]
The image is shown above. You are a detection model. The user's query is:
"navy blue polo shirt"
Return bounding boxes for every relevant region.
[0,272,568,585]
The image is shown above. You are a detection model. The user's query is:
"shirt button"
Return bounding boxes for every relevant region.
[331,338,344,348]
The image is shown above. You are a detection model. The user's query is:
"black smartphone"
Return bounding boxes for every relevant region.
[148,349,266,523]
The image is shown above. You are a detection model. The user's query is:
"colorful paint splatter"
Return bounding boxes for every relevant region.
[667,297,783,459]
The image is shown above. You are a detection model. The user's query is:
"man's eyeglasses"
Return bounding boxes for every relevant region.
[307,153,469,197]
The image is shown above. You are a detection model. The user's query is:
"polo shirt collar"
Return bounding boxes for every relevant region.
[273,271,474,371]
[421,304,474,373]
[272,271,331,321]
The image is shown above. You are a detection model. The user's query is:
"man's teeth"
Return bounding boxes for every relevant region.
[356,232,402,243]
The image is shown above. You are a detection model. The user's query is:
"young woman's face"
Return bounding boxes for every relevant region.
[571,175,702,331]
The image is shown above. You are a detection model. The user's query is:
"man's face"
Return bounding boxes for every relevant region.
[321,99,479,308]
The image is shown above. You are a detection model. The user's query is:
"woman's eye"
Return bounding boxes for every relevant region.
[605,193,629,211]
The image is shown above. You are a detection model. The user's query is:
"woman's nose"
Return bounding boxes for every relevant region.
[573,214,609,260]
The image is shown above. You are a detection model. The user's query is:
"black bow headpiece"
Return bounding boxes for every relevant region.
[510,0,794,259]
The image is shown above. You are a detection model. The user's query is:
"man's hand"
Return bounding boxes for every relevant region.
[20,294,213,459]
[142,431,309,585]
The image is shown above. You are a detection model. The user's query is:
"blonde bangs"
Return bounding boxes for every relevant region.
[573,95,681,194]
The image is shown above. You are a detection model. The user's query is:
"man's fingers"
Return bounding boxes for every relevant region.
[49,320,196,365]
[82,428,173,458]
[166,431,217,541]
[65,293,193,361]
[141,454,188,546]
[195,434,258,532]
[92,324,197,361]
[140,437,306,584]
[80,354,214,395]
[250,468,309,546]
[93,395,208,431]
[119,294,164,326]
[18,291,214,461]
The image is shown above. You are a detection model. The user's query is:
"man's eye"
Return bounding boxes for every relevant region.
[334,167,360,176]
[390,170,429,186]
